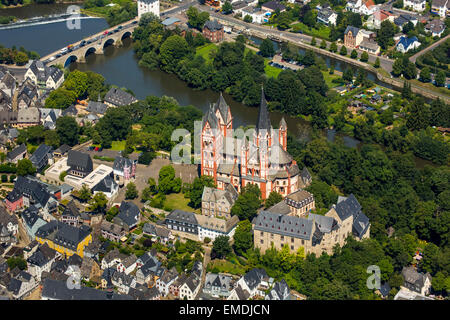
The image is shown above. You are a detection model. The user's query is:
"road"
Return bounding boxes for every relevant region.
[195,245,211,300]
[197,4,394,73]
[161,0,197,17]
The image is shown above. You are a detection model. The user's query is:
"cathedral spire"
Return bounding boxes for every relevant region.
[256,87,271,132]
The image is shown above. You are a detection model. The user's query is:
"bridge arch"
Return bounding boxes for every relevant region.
[64,55,78,68]
[85,47,96,58]
[103,38,115,49]
[121,31,132,41]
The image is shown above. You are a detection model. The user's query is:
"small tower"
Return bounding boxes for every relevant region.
[137,0,160,19]
[279,117,287,151]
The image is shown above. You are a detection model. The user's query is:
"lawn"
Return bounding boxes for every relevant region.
[196,43,217,62]
[109,140,126,151]
[164,192,200,213]
[322,71,343,89]
[291,22,331,40]
[265,60,282,78]
[207,259,247,276]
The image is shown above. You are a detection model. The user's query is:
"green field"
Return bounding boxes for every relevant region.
[196,43,217,62]
[265,60,282,78]
[164,192,200,213]
[322,71,343,89]
[291,22,331,40]
[109,140,126,151]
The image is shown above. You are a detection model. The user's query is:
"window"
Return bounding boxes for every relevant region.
[291,237,294,243]
[260,239,264,244]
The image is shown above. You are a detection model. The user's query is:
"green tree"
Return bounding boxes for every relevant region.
[56,116,79,146]
[159,35,190,73]
[360,51,369,62]
[339,45,347,56]
[265,191,283,209]
[64,69,89,98]
[125,182,138,199]
[78,184,92,202]
[343,68,354,82]
[243,14,253,23]
[311,37,316,46]
[14,51,28,66]
[158,165,182,194]
[260,38,275,58]
[374,57,380,68]
[231,184,262,220]
[212,235,232,259]
[186,6,209,30]
[16,159,36,176]
[222,1,232,14]
[329,42,337,53]
[44,88,77,109]
[89,191,108,213]
[320,39,327,49]
[233,220,253,254]
[435,70,446,87]
[188,175,215,208]
[419,66,431,82]
[377,20,395,50]
[350,49,358,59]
[406,98,430,131]
[7,257,27,270]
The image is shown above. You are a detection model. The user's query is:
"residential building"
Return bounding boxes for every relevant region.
[60,200,84,227]
[109,268,136,294]
[179,274,201,300]
[404,0,426,12]
[142,223,171,244]
[359,0,377,15]
[228,268,269,299]
[35,221,92,258]
[396,36,421,53]
[29,144,53,172]
[53,144,71,158]
[137,0,160,19]
[394,14,418,30]
[135,252,163,285]
[24,60,64,89]
[203,273,233,297]
[369,9,396,29]
[7,144,27,164]
[101,220,127,242]
[7,271,37,300]
[80,256,102,283]
[104,87,138,108]
[425,19,446,37]
[197,214,239,242]
[394,287,434,300]
[0,206,18,245]
[26,243,57,281]
[344,26,362,48]
[165,209,199,235]
[101,248,127,270]
[16,80,38,110]
[203,20,224,43]
[201,184,238,219]
[265,279,292,300]
[201,92,300,199]
[91,174,118,199]
[346,0,363,12]
[16,107,40,128]
[116,254,137,275]
[67,150,93,178]
[113,156,137,182]
[261,1,285,13]
[113,201,141,231]
[21,206,46,241]
[317,7,337,26]
[401,266,432,296]
[431,0,448,18]
[155,267,178,296]
[359,39,381,55]
[241,6,268,24]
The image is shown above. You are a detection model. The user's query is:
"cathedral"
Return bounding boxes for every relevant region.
[200,90,301,199]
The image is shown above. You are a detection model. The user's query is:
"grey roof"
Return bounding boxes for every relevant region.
[28,60,64,84]
[0,207,18,228]
[214,92,230,124]
[234,285,250,300]
[62,104,78,116]
[142,223,171,238]
[29,144,53,167]
[67,150,93,173]
[202,105,220,130]
[166,209,198,225]
[269,145,293,165]
[262,1,286,11]
[204,19,223,31]
[92,175,117,194]
[6,144,26,161]
[36,221,91,251]
[104,87,137,106]
[41,278,133,300]
[17,107,40,123]
[202,185,238,206]
[27,243,56,268]
[87,101,108,115]
[344,26,359,36]
[115,201,140,228]
[242,268,268,291]
[256,88,271,132]
[308,213,338,233]
[253,210,314,240]
[317,7,335,21]
[266,279,291,300]
[402,266,432,291]
[10,175,52,207]
[267,200,291,215]
[335,194,370,238]
[113,156,135,172]
[54,144,71,155]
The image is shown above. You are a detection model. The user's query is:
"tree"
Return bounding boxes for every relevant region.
[350,49,358,59]
[233,220,253,254]
[59,171,67,182]
[186,6,209,30]
[260,38,275,58]
[265,191,283,209]
[435,70,446,87]
[222,1,232,15]
[44,88,76,109]
[125,182,138,199]
[64,69,89,98]
[419,66,431,82]
[89,192,108,213]
[401,81,412,99]
[406,97,430,131]
[188,175,215,208]
[360,51,369,62]
[78,184,92,202]
[141,187,153,202]
[231,184,262,220]
[343,68,354,82]
[374,57,380,68]
[311,37,317,46]
[7,257,27,270]
[14,51,28,66]
[320,39,327,49]
[56,116,79,146]
[276,11,291,30]
[212,235,232,258]
[339,45,347,56]
[159,35,190,73]
[158,165,181,194]
[16,159,36,176]
[243,14,253,23]
[329,42,337,53]
[377,20,395,50]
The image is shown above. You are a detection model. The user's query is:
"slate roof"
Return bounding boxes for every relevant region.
[115,201,140,228]
[402,266,432,292]
[9,176,52,207]
[27,243,56,268]
[266,279,291,300]
[242,268,268,291]
[92,175,117,194]
[28,61,64,84]
[29,144,52,168]
[62,104,78,116]
[67,150,93,173]
[6,144,26,161]
[253,210,314,240]
[335,194,370,238]
[104,87,137,106]
[35,221,91,251]
[54,144,71,156]
[17,107,40,123]
[202,185,238,206]
[234,285,250,300]
[166,209,198,225]
[204,19,223,31]
[87,101,108,115]
[42,278,133,300]
[256,88,271,132]
[142,223,171,238]
[262,1,286,11]
[344,26,360,36]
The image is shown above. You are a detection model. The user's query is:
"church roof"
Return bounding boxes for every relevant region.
[256,88,271,132]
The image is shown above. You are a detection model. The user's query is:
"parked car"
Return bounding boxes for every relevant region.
[103,30,109,35]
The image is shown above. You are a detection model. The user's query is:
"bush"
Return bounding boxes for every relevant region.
[1,175,7,183]
[204,237,211,244]
[9,174,16,182]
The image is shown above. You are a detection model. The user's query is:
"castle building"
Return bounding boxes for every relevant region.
[200,90,300,199]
